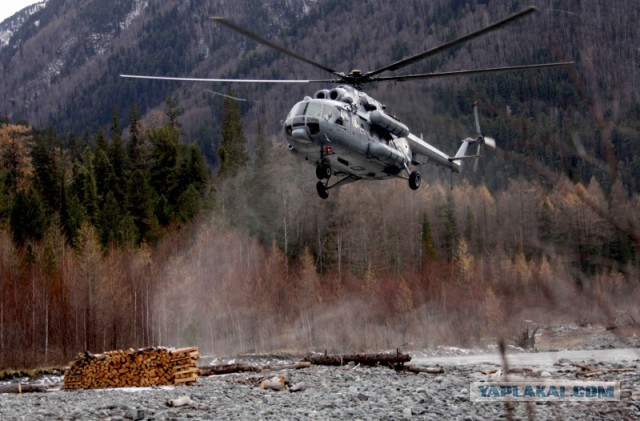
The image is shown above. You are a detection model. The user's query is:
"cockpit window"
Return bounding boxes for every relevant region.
[287,102,308,119]
[305,102,323,118]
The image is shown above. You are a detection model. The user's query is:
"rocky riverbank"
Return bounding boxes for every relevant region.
[1,351,639,420]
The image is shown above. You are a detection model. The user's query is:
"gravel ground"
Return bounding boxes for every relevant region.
[1,323,639,420]
[1,353,639,420]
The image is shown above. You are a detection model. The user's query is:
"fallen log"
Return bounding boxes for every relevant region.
[0,384,53,394]
[303,352,411,367]
[269,361,312,371]
[400,365,445,375]
[199,364,261,377]
[199,361,311,377]
[570,363,596,372]
[576,368,635,378]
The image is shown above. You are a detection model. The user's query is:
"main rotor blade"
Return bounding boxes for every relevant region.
[120,74,335,84]
[363,6,539,80]
[473,102,482,137]
[204,90,249,101]
[211,17,342,78]
[369,62,574,82]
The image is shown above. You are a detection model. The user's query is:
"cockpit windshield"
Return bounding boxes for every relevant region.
[287,101,342,124]
[287,102,307,119]
[305,102,323,118]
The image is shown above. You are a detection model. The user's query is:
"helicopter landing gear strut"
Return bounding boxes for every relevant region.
[316,162,331,180]
[409,170,421,190]
[315,174,361,199]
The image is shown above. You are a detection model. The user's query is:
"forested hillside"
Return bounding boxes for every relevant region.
[0,0,639,369]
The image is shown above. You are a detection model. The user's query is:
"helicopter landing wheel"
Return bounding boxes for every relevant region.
[316,181,329,199]
[409,171,421,190]
[316,163,331,180]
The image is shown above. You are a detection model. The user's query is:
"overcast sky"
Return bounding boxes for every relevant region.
[0,0,41,23]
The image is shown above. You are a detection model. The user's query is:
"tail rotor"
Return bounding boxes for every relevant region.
[472,101,496,172]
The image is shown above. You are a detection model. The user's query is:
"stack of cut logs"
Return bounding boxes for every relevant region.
[63,346,199,389]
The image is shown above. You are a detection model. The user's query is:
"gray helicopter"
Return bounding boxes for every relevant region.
[122,6,571,199]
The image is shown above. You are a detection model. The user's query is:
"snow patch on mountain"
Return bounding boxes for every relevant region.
[0,1,48,49]
[120,0,148,31]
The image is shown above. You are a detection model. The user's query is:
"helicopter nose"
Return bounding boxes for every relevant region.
[291,127,312,144]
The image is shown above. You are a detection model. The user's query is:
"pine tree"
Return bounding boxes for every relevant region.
[165,97,183,131]
[245,121,277,242]
[62,191,86,246]
[99,191,123,246]
[148,125,179,203]
[127,104,144,173]
[175,184,202,222]
[109,108,126,204]
[217,93,247,177]
[74,149,100,224]
[10,187,48,246]
[420,213,437,264]
[538,196,556,248]
[439,191,458,262]
[31,131,62,214]
[127,169,160,244]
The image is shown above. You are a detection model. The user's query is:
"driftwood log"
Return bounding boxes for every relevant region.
[199,364,262,376]
[576,368,635,378]
[303,352,411,367]
[399,365,445,375]
[199,361,311,377]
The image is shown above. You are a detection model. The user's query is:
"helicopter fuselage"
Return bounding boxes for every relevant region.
[284,85,462,192]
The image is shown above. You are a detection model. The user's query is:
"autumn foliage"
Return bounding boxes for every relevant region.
[1,114,638,369]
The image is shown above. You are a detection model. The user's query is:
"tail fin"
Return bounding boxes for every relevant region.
[454,138,473,160]
[450,102,496,171]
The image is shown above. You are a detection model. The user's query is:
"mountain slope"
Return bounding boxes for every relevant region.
[0,1,48,49]
[0,0,317,129]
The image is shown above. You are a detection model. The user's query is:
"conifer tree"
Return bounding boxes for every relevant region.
[176,184,202,222]
[99,191,123,246]
[31,131,62,214]
[420,213,437,264]
[439,191,458,262]
[10,187,48,246]
[148,125,179,202]
[109,108,126,203]
[62,190,86,245]
[217,93,247,177]
[74,149,100,224]
[127,104,144,173]
[127,169,160,244]
[165,97,183,131]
